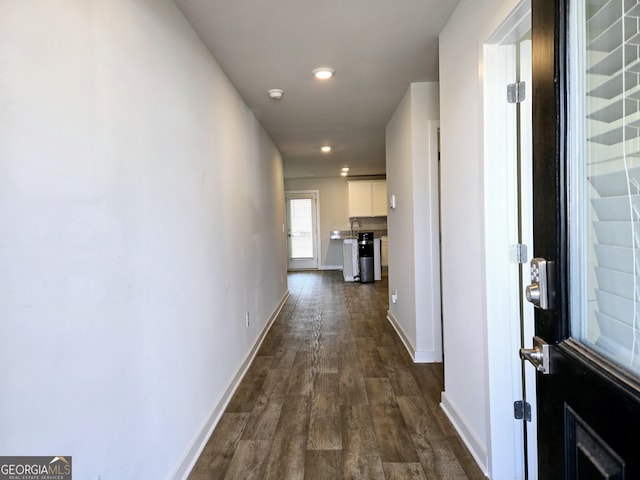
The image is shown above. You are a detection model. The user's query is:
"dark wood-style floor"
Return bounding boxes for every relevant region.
[189,271,486,480]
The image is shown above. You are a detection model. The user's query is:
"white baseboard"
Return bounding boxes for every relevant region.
[413,349,442,363]
[171,291,290,480]
[440,392,489,476]
[387,310,441,363]
[319,265,343,271]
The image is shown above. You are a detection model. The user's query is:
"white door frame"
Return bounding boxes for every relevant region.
[285,190,321,270]
[483,1,537,479]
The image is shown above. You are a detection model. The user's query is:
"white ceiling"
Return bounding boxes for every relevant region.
[174,0,461,179]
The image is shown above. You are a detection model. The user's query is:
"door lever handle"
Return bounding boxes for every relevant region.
[519,336,553,374]
[520,346,543,365]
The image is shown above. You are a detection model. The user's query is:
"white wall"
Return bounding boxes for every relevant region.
[0,2,287,479]
[439,0,524,475]
[284,177,350,269]
[385,82,441,362]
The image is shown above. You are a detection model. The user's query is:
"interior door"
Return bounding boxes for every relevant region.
[528,0,640,477]
[286,192,319,270]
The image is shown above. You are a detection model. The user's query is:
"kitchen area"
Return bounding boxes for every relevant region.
[283,176,388,281]
[330,179,388,283]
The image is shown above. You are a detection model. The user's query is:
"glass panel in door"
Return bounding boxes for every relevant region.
[289,198,313,259]
[286,192,319,270]
[569,0,640,375]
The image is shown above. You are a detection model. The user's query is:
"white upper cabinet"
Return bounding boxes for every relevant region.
[348,181,372,217]
[348,180,387,217]
[372,181,387,216]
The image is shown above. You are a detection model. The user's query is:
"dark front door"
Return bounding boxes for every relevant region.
[529,0,640,478]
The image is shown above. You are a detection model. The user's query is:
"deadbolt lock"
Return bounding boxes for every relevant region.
[525,258,555,310]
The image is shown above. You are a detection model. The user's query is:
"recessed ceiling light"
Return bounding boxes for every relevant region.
[342,167,349,172]
[321,145,332,153]
[340,171,348,177]
[313,67,335,80]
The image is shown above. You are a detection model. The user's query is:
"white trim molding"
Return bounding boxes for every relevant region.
[441,392,490,476]
[171,291,290,480]
[387,310,441,363]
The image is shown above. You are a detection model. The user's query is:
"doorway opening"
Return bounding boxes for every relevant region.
[484,1,536,479]
[285,190,321,270]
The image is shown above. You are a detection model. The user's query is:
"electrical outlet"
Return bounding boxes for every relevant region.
[245,312,250,327]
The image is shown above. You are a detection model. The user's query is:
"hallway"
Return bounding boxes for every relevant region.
[188,272,485,479]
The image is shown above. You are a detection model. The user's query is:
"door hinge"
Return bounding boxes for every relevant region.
[509,243,528,264]
[507,81,526,103]
[514,400,532,422]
